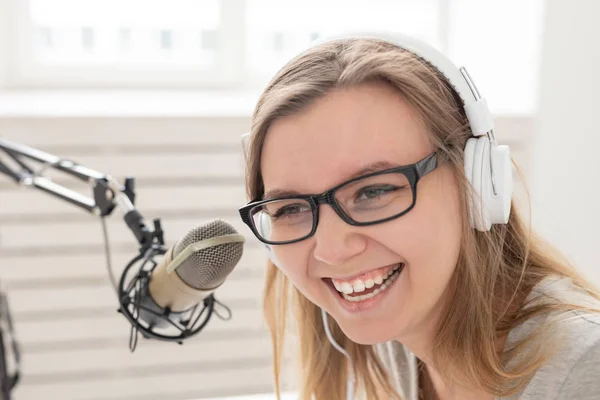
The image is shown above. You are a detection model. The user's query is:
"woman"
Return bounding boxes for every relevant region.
[238,33,600,400]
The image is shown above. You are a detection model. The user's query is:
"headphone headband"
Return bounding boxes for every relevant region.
[309,32,495,136]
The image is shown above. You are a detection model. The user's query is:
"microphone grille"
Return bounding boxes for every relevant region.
[173,219,244,290]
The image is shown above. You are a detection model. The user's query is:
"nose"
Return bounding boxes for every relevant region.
[312,206,367,266]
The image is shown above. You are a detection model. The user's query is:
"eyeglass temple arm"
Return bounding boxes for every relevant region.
[415,153,438,178]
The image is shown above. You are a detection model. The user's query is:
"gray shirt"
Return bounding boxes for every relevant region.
[377,276,600,399]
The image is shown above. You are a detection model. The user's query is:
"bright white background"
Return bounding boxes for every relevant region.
[0,0,545,115]
[0,1,598,400]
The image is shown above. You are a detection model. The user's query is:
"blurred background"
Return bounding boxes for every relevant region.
[0,0,598,399]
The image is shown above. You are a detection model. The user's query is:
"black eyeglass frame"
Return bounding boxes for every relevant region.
[238,152,439,245]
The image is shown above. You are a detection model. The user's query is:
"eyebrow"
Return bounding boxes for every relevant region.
[262,160,400,200]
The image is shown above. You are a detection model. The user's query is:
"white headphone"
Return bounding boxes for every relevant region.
[241,31,513,267]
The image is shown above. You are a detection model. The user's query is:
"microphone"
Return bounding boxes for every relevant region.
[117,218,245,350]
[140,219,245,326]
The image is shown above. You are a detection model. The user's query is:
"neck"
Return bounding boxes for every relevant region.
[396,310,509,400]
[394,293,442,365]
[420,360,495,400]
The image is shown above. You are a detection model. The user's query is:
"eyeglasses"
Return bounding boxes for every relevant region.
[239,152,439,245]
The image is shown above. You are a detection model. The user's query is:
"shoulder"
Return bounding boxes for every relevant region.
[556,331,600,399]
[554,312,600,399]
[517,287,600,400]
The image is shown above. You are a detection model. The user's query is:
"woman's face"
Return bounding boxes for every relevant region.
[260,82,463,345]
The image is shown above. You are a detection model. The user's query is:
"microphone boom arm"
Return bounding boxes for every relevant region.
[0,138,163,251]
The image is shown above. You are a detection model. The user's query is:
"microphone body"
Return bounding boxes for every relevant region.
[146,246,216,313]
[122,219,244,332]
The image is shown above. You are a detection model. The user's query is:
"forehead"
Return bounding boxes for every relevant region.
[260,82,433,195]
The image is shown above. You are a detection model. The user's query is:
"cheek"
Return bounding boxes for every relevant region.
[407,172,463,284]
[419,183,462,257]
[378,171,462,286]
[271,245,324,304]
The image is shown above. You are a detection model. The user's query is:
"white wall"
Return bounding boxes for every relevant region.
[532,0,600,284]
[0,0,10,88]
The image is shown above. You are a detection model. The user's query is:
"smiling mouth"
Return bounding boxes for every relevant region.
[324,263,405,303]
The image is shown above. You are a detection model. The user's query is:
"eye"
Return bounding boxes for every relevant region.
[355,184,403,202]
[272,203,311,219]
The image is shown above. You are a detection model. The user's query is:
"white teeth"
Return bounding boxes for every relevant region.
[353,280,365,293]
[341,267,402,303]
[331,265,403,295]
[341,282,354,295]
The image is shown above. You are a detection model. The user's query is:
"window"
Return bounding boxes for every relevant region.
[245,0,442,77]
[6,0,228,87]
[0,0,545,114]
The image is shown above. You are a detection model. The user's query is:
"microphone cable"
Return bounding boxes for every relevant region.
[99,215,118,294]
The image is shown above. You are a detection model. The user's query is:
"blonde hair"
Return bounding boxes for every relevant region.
[244,37,600,399]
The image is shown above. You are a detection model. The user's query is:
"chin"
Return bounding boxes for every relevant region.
[336,320,401,345]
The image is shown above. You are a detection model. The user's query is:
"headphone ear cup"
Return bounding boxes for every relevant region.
[256,213,282,268]
[464,136,512,231]
[264,244,281,268]
[489,144,513,224]
[463,138,479,229]
[472,137,492,231]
